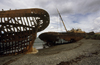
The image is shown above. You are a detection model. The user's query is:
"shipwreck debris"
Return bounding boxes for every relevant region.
[39,9,86,47]
[0,8,50,56]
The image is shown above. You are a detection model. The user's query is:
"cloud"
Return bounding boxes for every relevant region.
[94,17,100,25]
[31,0,100,16]
[92,17,100,32]
[0,0,38,10]
[0,0,100,35]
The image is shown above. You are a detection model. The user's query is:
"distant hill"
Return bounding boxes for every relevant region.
[34,37,44,43]
[95,32,100,34]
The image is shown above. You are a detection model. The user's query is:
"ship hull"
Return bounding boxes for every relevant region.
[39,32,86,46]
[0,8,50,56]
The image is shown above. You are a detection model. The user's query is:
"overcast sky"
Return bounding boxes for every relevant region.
[0,0,100,36]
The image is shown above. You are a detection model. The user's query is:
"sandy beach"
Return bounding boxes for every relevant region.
[0,39,100,65]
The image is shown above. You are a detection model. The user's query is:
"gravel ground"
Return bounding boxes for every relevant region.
[74,53,100,65]
[0,39,100,65]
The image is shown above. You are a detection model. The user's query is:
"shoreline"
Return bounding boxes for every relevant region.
[0,39,100,65]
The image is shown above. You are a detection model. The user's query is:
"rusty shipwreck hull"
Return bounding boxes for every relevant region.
[0,8,50,56]
[39,32,86,46]
[58,32,86,41]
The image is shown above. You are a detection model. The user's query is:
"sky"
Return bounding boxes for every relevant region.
[0,0,100,36]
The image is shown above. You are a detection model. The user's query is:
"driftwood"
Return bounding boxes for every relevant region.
[0,8,50,56]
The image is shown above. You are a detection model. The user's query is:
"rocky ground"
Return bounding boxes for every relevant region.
[0,39,100,65]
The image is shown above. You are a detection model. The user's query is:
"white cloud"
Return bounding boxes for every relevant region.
[0,0,100,35]
[94,17,100,25]
[91,17,100,32]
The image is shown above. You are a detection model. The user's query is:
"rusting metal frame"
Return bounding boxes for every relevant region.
[29,17,32,26]
[32,17,36,26]
[11,17,16,54]
[16,16,21,53]
[4,17,7,54]
[8,17,15,54]
[19,17,24,51]
[0,8,50,56]
[0,18,12,31]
